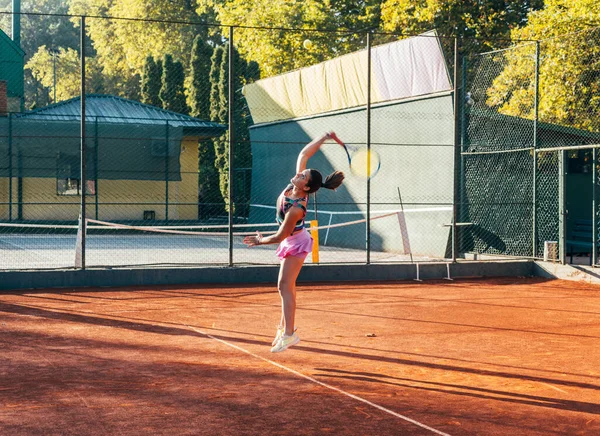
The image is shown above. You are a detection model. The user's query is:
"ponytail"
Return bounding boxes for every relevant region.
[307,169,345,194]
[321,170,345,190]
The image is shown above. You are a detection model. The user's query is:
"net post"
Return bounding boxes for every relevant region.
[444,263,453,281]
[309,220,319,263]
[75,214,84,268]
[80,15,86,270]
[414,263,422,282]
[227,26,235,267]
[366,30,372,265]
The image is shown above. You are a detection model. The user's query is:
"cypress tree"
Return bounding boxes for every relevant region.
[159,54,189,114]
[209,47,224,122]
[188,36,213,119]
[140,56,162,107]
[211,44,260,216]
[193,42,223,219]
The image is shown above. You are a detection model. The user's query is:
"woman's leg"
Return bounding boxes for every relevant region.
[277,255,306,336]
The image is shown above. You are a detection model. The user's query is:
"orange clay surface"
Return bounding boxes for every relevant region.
[1,277,599,435]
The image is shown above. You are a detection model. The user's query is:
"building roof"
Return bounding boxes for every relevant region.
[16,94,226,137]
[0,28,25,57]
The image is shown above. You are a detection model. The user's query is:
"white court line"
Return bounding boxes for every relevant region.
[187,325,450,436]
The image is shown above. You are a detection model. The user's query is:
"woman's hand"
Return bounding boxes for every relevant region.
[243,231,263,247]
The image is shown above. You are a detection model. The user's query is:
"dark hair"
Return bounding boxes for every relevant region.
[306,169,345,194]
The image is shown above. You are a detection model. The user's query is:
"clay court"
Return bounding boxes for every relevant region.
[1,277,599,435]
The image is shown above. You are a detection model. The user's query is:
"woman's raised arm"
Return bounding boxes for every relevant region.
[296,132,333,173]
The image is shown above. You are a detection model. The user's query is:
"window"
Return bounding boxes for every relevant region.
[57,178,96,196]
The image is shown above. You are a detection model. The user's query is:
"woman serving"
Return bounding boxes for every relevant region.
[244,132,345,352]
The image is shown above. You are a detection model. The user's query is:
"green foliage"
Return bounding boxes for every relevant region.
[140,56,162,107]
[25,46,104,102]
[196,0,381,77]
[187,35,213,119]
[486,0,600,132]
[69,0,213,98]
[209,46,224,121]
[0,0,80,108]
[197,138,224,219]
[159,54,189,114]
[209,43,259,215]
[380,0,544,54]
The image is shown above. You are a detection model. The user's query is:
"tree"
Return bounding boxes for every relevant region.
[140,56,162,107]
[485,0,600,132]
[69,0,214,98]
[209,46,224,121]
[159,54,189,114]
[379,0,544,54]
[196,0,382,77]
[0,0,80,108]
[209,43,259,215]
[25,46,105,102]
[187,35,213,119]
[197,46,227,218]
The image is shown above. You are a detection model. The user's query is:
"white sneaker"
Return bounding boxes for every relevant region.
[272,326,284,346]
[272,326,297,346]
[270,332,300,353]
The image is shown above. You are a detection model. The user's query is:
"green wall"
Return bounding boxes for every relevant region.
[248,93,455,257]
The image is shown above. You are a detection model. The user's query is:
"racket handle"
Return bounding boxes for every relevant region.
[328,131,345,147]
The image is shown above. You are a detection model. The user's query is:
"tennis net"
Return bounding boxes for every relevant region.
[0,205,455,270]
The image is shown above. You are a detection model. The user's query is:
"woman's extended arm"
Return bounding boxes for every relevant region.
[296,132,333,173]
[243,207,304,247]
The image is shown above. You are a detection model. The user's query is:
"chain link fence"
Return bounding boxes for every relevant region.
[1,10,599,270]
[462,27,600,264]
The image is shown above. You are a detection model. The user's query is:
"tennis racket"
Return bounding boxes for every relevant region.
[328,132,381,179]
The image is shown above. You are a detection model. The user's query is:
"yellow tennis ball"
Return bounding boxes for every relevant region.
[303,39,313,50]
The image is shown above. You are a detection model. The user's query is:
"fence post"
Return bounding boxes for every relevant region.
[8,113,12,221]
[452,37,461,262]
[593,148,597,266]
[228,26,235,267]
[165,120,169,222]
[95,116,99,220]
[80,15,87,270]
[558,150,567,264]
[366,31,372,264]
[532,41,540,258]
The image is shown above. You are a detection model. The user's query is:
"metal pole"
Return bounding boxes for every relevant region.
[8,113,12,221]
[532,41,540,258]
[593,148,597,266]
[366,31,372,264]
[559,150,567,264]
[53,52,57,103]
[452,37,461,262]
[95,116,98,220]
[17,148,22,220]
[459,53,467,254]
[228,26,234,267]
[165,120,169,222]
[80,15,86,269]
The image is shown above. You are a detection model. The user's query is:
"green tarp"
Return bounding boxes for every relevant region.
[0,116,183,181]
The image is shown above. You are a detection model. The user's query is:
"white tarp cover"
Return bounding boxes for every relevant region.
[244,31,451,124]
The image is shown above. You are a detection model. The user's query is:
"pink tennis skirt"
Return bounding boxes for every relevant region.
[275,229,313,260]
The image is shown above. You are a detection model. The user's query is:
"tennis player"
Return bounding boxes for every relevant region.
[244,132,344,352]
